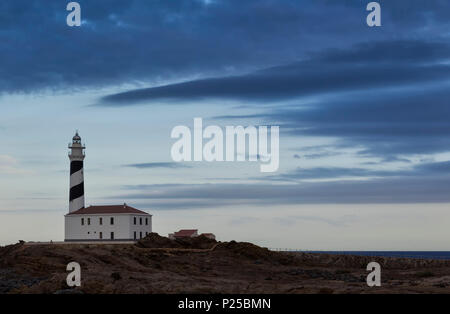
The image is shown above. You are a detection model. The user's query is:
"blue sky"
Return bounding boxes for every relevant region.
[1,0,450,249]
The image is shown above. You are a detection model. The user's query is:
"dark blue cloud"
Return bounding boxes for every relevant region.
[261,160,450,182]
[0,0,354,93]
[2,0,450,94]
[97,38,450,163]
[265,86,450,157]
[211,78,450,158]
[99,40,450,105]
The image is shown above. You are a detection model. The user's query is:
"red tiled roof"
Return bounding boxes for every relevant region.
[67,204,150,215]
[173,229,198,237]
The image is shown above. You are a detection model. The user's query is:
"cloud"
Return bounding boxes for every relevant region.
[0,155,29,175]
[227,216,261,226]
[104,159,450,209]
[95,38,450,170]
[212,81,450,159]
[99,40,450,105]
[415,160,450,173]
[106,171,450,209]
[268,167,400,181]
[124,162,191,169]
[262,160,450,182]
[273,214,357,227]
[2,0,450,94]
[0,0,355,93]
[314,40,450,64]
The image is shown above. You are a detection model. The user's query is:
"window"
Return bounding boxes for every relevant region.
[110,217,114,225]
[111,232,114,240]
[81,218,84,225]
[134,217,136,225]
[87,218,91,225]
[99,217,103,225]
[145,218,148,225]
[99,232,103,239]
[146,232,148,236]
[139,217,142,225]
[140,232,142,239]
[134,231,136,240]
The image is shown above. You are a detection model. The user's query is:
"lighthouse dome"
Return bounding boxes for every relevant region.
[73,132,81,141]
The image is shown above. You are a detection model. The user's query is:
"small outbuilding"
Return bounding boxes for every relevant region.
[169,229,215,240]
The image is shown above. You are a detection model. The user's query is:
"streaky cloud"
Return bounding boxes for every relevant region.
[124,162,191,169]
[99,40,450,106]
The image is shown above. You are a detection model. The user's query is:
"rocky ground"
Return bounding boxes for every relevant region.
[1,233,449,294]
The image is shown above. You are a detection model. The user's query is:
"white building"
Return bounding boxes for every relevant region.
[64,132,152,242]
[65,204,152,241]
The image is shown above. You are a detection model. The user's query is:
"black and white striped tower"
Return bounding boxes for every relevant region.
[68,131,86,213]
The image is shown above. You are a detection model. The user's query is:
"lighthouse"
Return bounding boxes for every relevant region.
[64,131,152,242]
[68,131,85,213]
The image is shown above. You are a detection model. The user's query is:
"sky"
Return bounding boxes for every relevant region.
[1,0,450,249]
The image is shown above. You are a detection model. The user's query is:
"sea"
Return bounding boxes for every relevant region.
[302,251,450,260]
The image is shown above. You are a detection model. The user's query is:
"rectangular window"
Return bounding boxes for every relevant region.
[139,217,142,225]
[99,217,103,225]
[134,231,136,240]
[145,218,148,225]
[81,218,84,225]
[146,232,148,236]
[99,232,103,239]
[140,231,142,239]
[111,232,114,240]
[87,218,91,225]
[134,217,136,225]
[110,217,114,225]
